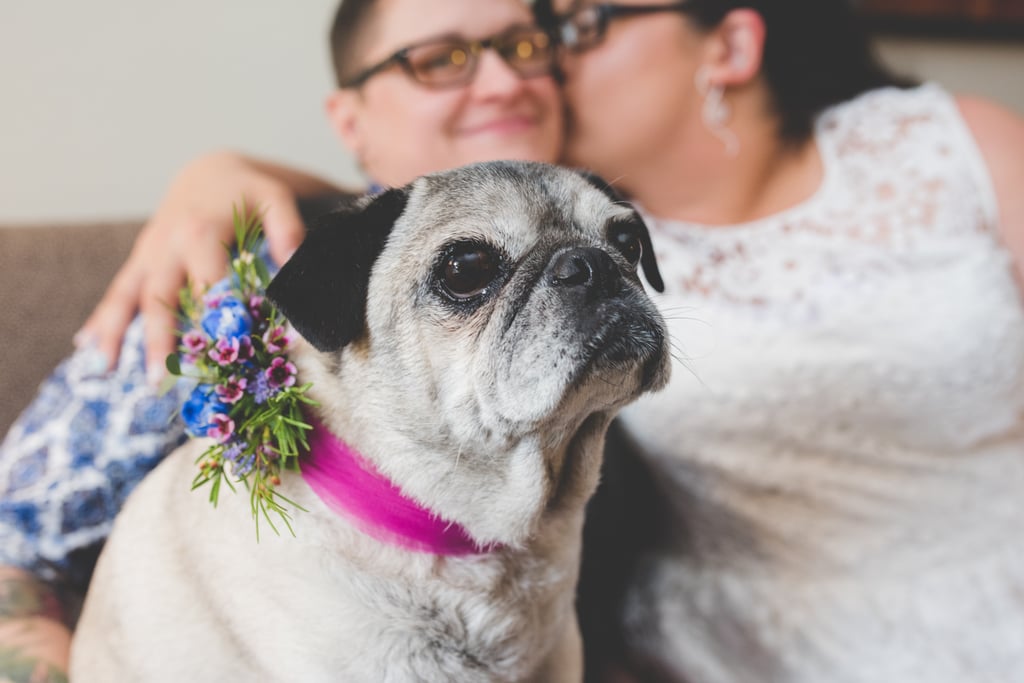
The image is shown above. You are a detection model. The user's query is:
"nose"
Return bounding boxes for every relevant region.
[548,247,622,300]
[470,49,528,98]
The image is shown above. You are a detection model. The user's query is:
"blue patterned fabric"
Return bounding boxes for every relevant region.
[0,317,190,589]
[0,197,345,592]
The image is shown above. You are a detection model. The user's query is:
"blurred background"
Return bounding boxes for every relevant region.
[0,1,1022,434]
[1,0,351,224]
[0,0,1022,224]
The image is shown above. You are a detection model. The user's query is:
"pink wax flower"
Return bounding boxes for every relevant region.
[208,413,235,443]
[216,375,248,404]
[208,337,240,366]
[236,335,255,363]
[263,326,291,354]
[182,330,209,362]
[182,330,208,353]
[266,356,297,390]
[249,294,266,320]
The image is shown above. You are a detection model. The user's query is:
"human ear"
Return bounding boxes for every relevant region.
[699,8,765,88]
[325,90,366,159]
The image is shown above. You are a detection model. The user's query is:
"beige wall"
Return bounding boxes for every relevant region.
[0,0,359,224]
[1,4,1021,223]
[876,36,1024,113]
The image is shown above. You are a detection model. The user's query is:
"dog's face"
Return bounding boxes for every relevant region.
[267,161,669,545]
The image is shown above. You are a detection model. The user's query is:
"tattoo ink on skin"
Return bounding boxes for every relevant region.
[0,576,62,622]
[0,645,69,683]
[0,574,68,683]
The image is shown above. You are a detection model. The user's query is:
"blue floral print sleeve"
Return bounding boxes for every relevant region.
[0,317,190,590]
[0,195,344,592]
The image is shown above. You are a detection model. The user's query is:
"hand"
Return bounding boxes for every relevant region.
[0,566,69,683]
[75,151,335,383]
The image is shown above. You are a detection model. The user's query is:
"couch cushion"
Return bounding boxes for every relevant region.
[0,222,143,436]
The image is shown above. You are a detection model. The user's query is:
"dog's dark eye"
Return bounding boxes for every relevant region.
[439,242,500,300]
[609,222,643,266]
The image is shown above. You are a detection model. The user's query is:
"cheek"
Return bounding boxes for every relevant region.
[364,93,464,184]
[525,78,566,151]
[396,91,462,140]
[562,52,627,146]
[563,43,691,165]
[528,77,562,116]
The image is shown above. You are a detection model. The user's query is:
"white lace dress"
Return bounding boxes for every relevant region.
[620,84,1024,682]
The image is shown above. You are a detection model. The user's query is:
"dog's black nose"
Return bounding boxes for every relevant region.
[549,247,622,299]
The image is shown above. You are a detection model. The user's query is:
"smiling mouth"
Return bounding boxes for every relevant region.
[462,117,537,136]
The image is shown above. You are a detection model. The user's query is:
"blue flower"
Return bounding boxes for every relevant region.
[232,453,256,477]
[250,372,276,404]
[201,296,252,341]
[221,440,248,465]
[181,384,228,438]
[221,439,255,478]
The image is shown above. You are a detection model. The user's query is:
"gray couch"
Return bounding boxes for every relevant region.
[0,196,347,438]
[1,221,143,436]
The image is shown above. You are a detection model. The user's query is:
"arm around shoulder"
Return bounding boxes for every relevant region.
[0,565,69,682]
[79,150,355,381]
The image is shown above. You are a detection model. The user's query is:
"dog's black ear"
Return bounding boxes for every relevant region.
[577,170,664,293]
[266,187,408,352]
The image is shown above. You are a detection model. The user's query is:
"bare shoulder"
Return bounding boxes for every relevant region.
[955,95,1024,271]
[956,95,1024,161]
[955,95,1024,192]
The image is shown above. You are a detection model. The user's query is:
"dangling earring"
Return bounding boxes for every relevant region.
[694,66,740,158]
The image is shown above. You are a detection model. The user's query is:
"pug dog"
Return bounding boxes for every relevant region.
[70,160,670,683]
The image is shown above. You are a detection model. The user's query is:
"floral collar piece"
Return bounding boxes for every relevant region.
[167,209,314,536]
[168,208,496,555]
[302,418,496,556]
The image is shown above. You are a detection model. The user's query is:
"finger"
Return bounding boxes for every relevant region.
[184,228,232,294]
[142,303,179,387]
[140,268,187,386]
[76,263,146,371]
[260,191,306,267]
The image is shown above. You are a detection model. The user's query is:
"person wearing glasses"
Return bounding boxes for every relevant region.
[539,1,1024,682]
[0,0,564,679]
[5,0,1024,681]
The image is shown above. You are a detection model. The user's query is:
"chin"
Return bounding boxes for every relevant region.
[495,143,560,165]
[462,132,560,163]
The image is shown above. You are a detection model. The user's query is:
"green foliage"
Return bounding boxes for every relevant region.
[167,205,313,537]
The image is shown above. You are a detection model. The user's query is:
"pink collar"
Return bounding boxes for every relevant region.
[301,418,495,556]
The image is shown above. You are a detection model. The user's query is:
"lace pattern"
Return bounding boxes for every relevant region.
[644,84,1000,308]
[619,84,1024,682]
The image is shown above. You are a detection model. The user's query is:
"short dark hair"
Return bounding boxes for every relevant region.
[535,0,914,144]
[329,0,380,87]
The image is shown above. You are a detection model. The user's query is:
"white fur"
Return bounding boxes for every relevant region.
[70,162,669,682]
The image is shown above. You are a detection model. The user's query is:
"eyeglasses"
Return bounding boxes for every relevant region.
[339,25,555,90]
[555,2,692,52]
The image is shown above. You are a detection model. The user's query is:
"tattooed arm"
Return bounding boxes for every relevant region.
[0,566,68,683]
